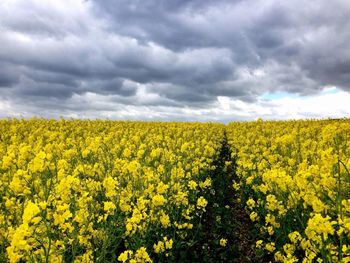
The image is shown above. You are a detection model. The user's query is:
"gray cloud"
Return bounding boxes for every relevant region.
[0,0,349,120]
[0,63,20,87]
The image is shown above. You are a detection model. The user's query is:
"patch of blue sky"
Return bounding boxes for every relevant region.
[321,86,340,94]
[259,87,341,101]
[259,91,299,101]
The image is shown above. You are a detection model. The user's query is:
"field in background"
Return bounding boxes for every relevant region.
[0,119,349,262]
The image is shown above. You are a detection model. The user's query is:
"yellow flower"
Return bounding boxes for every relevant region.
[256,240,263,249]
[153,241,165,253]
[160,212,170,228]
[219,238,227,247]
[157,182,169,194]
[305,213,336,243]
[31,151,47,172]
[135,247,152,262]
[265,242,275,253]
[199,178,212,189]
[154,237,173,253]
[246,198,256,209]
[164,237,173,250]
[232,182,240,190]
[267,226,274,236]
[188,180,197,190]
[126,222,133,233]
[103,201,116,212]
[103,176,119,198]
[118,250,133,262]
[22,201,40,225]
[152,194,166,207]
[196,196,208,211]
[249,211,258,222]
[288,231,302,244]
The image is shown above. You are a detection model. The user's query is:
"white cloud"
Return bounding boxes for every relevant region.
[264,90,350,119]
[218,88,350,121]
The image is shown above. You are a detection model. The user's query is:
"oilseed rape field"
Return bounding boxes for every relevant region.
[228,120,350,262]
[0,119,349,262]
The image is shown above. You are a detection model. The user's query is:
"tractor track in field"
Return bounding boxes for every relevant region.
[182,132,266,262]
[212,132,263,263]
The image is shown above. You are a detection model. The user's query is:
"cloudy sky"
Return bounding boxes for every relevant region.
[0,0,350,122]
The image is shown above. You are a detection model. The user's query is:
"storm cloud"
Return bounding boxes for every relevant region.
[0,0,349,120]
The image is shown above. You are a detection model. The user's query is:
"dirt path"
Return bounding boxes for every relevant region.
[199,133,263,262]
[171,133,265,262]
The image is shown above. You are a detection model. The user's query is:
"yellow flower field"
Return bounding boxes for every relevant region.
[228,119,350,262]
[1,118,350,262]
[0,119,225,262]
